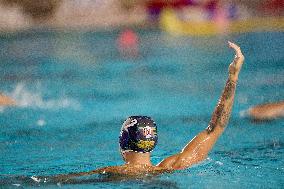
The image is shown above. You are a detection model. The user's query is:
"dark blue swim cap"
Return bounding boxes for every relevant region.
[119,116,158,153]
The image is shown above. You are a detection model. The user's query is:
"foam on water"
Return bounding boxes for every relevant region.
[5,83,81,111]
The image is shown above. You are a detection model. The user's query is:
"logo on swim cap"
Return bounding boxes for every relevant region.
[119,116,158,153]
[143,126,153,139]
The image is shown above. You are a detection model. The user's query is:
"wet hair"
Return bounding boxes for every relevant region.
[119,116,158,153]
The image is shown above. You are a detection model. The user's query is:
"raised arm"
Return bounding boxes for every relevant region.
[158,42,244,170]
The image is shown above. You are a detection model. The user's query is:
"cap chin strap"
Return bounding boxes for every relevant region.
[120,148,152,154]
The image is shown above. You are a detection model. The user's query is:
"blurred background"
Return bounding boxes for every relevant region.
[0,0,283,32]
[0,0,283,188]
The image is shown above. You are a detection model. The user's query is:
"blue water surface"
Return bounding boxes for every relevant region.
[0,29,283,188]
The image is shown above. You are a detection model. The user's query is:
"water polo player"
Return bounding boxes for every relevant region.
[119,116,158,155]
[54,41,245,179]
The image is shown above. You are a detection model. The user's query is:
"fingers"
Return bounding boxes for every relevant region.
[228,41,244,59]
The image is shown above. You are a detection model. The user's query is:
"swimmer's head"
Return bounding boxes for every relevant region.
[119,116,158,154]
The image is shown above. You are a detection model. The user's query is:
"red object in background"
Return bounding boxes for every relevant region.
[146,0,194,9]
[204,0,219,11]
[146,0,196,21]
[260,0,284,15]
[117,29,139,58]
[118,29,138,48]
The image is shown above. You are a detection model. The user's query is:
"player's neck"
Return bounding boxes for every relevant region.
[124,151,152,166]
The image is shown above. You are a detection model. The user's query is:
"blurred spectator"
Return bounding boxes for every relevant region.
[1,0,61,21]
[0,0,147,31]
[259,0,284,16]
[145,0,195,21]
[0,0,282,31]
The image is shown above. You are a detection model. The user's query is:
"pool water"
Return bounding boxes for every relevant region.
[0,29,283,188]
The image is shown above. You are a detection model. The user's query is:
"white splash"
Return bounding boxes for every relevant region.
[37,119,46,126]
[239,109,249,118]
[215,161,223,166]
[8,83,81,110]
[12,184,21,187]
[31,176,41,183]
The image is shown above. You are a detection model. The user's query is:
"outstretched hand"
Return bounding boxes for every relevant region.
[228,41,244,81]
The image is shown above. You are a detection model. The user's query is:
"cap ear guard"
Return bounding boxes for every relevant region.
[119,116,158,153]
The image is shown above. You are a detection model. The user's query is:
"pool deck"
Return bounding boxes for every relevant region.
[0,0,148,32]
